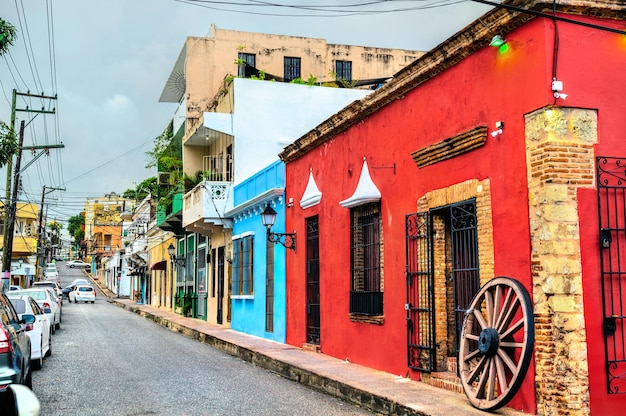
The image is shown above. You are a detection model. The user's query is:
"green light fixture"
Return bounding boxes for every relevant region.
[490,35,506,47]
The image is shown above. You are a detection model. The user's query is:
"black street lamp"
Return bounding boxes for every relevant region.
[168,243,186,267]
[261,205,296,251]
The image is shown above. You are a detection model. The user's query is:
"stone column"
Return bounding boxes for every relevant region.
[525,107,597,415]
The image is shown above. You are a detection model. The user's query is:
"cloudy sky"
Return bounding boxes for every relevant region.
[0,0,493,226]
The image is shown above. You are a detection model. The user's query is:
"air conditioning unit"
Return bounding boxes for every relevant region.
[158,172,171,185]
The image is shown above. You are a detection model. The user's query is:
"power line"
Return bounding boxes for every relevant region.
[175,0,467,17]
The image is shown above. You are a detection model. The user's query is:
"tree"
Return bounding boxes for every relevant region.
[145,123,178,169]
[0,18,17,56]
[122,177,157,200]
[0,121,17,168]
[67,214,85,245]
[0,20,18,165]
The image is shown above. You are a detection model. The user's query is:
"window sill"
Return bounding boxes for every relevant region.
[349,313,384,325]
[232,295,254,300]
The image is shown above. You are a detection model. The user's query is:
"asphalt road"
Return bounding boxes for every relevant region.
[31,263,371,416]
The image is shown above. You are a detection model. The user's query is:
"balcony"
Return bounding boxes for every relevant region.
[157,191,183,233]
[183,180,233,231]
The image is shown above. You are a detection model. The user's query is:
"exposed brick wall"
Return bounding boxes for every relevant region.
[417,179,494,373]
[525,107,597,415]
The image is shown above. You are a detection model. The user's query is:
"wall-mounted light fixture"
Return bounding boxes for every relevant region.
[552,78,568,100]
[490,35,506,47]
[491,121,504,137]
[167,243,186,267]
[261,205,296,251]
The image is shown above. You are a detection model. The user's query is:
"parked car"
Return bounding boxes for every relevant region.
[69,285,96,304]
[8,289,61,334]
[32,281,63,303]
[44,269,59,279]
[0,384,41,416]
[71,278,90,286]
[0,292,34,391]
[66,260,90,270]
[44,275,61,287]
[7,295,51,370]
[8,286,22,291]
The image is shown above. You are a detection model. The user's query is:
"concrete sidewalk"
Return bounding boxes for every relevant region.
[94,280,527,416]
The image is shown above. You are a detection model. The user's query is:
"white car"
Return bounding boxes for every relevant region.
[7,294,51,369]
[44,269,59,278]
[9,288,61,334]
[69,285,96,303]
[32,281,63,302]
[66,260,90,269]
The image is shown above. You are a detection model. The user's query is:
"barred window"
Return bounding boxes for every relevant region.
[350,202,383,315]
[232,235,254,296]
[284,57,301,81]
[238,53,256,77]
[335,60,352,82]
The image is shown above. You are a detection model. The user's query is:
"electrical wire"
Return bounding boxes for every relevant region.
[175,0,467,17]
[15,0,44,95]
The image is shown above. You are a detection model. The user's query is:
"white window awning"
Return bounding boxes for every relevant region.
[340,158,381,208]
[299,169,322,209]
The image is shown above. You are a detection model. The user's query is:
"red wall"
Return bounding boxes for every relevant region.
[285,13,626,415]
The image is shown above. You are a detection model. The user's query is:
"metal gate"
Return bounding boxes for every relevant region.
[597,156,626,394]
[406,212,435,371]
[406,200,479,372]
[306,217,320,345]
[450,201,480,358]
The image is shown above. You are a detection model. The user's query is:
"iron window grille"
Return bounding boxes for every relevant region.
[350,202,383,315]
[232,235,254,296]
[284,57,301,81]
[335,60,352,83]
[238,53,256,78]
[265,238,274,332]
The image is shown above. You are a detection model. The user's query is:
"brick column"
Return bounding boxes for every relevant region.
[525,107,596,415]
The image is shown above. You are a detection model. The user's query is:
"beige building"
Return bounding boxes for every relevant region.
[160,24,425,179]
[158,25,424,327]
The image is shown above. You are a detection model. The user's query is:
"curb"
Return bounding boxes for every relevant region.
[108,298,432,416]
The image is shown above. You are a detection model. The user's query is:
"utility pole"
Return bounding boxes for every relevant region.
[1,90,62,290]
[36,185,65,279]
[1,120,25,289]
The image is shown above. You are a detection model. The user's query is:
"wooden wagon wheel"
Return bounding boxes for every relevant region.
[458,276,534,412]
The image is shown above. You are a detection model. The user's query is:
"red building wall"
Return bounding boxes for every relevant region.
[284,12,626,415]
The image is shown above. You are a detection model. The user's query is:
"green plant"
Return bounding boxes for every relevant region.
[203,170,223,181]
[183,171,204,192]
[250,70,266,81]
[182,301,192,317]
[289,74,318,86]
[133,290,142,302]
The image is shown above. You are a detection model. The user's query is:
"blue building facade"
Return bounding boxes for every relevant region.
[227,161,287,343]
